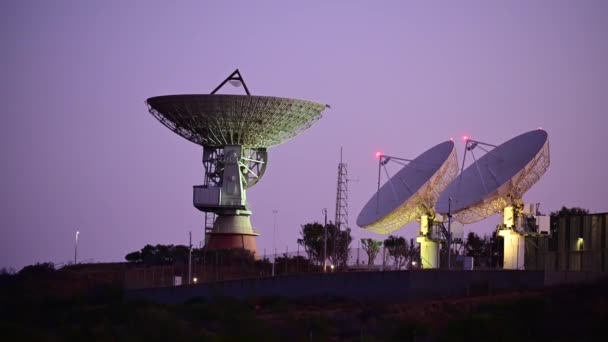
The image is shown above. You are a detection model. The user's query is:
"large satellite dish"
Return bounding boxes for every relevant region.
[147,94,326,148]
[146,69,327,256]
[357,141,459,234]
[436,129,550,224]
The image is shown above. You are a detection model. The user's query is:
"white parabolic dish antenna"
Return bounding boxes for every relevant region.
[436,129,550,224]
[357,141,459,234]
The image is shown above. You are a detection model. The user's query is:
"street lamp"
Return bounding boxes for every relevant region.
[447,197,452,270]
[188,231,192,285]
[272,210,278,277]
[74,231,80,264]
[322,208,328,272]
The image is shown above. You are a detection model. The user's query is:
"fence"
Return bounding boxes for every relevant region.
[124,247,439,290]
[126,270,556,304]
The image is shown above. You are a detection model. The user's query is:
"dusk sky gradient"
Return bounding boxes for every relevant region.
[1,0,607,269]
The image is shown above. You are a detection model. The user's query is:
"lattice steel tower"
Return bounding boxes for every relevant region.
[334,148,349,231]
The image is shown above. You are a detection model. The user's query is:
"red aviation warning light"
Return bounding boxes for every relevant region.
[375,151,382,158]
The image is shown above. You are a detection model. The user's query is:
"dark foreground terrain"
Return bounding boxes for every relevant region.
[1,268,606,341]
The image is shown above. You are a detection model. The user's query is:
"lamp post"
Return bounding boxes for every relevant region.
[447,197,452,270]
[74,231,80,265]
[322,208,328,272]
[272,210,278,277]
[188,231,192,285]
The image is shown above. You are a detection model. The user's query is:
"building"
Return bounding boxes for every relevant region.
[526,213,608,272]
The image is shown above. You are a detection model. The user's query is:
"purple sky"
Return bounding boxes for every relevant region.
[2,1,607,269]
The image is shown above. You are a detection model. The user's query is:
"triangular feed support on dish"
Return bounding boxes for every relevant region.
[210,69,251,96]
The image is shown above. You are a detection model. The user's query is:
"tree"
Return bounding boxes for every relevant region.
[139,244,163,264]
[550,206,590,217]
[465,232,501,268]
[297,222,326,265]
[407,238,421,269]
[361,238,382,265]
[383,235,410,270]
[549,206,591,239]
[297,222,352,267]
[464,232,485,260]
[125,251,141,263]
[274,255,315,275]
[172,245,190,264]
[18,262,55,276]
[488,231,503,268]
[125,244,192,265]
[330,227,352,268]
[439,239,459,269]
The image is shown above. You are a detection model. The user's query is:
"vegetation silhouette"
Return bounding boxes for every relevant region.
[297,222,352,268]
[1,265,607,340]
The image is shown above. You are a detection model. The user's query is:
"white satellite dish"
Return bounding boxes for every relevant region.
[436,129,551,270]
[436,129,550,224]
[357,141,458,234]
[357,141,458,269]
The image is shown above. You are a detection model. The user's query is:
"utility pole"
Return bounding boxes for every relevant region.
[356,239,360,266]
[323,208,328,272]
[74,230,79,265]
[188,231,192,284]
[376,152,382,214]
[272,210,278,277]
[447,197,452,270]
